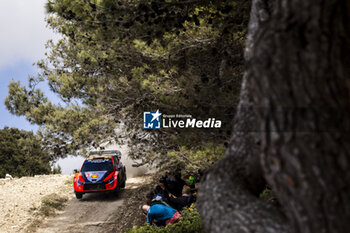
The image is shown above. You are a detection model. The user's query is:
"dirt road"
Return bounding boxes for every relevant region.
[34,176,153,233]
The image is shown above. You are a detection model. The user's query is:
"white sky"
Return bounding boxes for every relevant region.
[0,1,144,175]
[0,0,59,70]
[0,0,61,131]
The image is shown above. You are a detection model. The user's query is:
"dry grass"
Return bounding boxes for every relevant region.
[26,193,68,232]
[64,175,74,186]
[39,193,68,216]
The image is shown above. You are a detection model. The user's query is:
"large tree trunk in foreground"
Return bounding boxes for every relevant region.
[198,0,350,232]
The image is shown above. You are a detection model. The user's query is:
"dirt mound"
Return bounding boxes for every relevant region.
[35,175,154,233]
[0,174,71,233]
[103,176,155,233]
[0,172,156,233]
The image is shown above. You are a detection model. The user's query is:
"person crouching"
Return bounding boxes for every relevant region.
[142,204,181,226]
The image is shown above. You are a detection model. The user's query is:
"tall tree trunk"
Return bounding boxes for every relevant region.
[198,0,350,232]
[197,1,288,232]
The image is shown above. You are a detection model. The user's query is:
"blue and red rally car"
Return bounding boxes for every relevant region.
[73,150,127,199]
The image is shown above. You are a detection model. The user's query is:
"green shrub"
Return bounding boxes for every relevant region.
[259,187,275,201]
[0,127,51,178]
[165,143,225,174]
[52,165,62,174]
[126,210,203,233]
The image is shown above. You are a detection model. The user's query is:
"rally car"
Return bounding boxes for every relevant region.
[73,150,127,199]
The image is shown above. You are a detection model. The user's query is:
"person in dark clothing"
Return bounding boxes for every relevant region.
[150,193,171,208]
[168,185,193,211]
[189,188,197,204]
[160,173,184,197]
[174,173,186,195]
[159,175,173,193]
[146,190,156,205]
[154,184,169,200]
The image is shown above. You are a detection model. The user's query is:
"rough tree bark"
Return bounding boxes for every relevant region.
[197,1,288,232]
[198,0,350,232]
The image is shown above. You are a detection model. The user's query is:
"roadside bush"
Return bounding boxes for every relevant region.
[126,210,203,233]
[40,193,68,216]
[52,164,62,174]
[64,175,74,185]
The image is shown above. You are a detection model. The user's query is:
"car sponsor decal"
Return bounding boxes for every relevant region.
[84,171,107,182]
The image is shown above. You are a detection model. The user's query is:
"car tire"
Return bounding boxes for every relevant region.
[75,192,83,199]
[120,179,126,188]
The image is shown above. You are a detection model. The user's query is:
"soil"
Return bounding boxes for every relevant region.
[0,174,71,233]
[0,174,155,233]
[35,175,154,233]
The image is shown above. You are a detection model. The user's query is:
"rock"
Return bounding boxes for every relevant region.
[5,174,13,180]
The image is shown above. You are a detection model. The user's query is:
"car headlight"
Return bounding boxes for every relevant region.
[106,177,114,184]
[77,179,84,185]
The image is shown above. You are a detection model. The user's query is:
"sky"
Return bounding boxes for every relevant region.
[0,0,60,131]
[0,1,143,175]
[0,0,84,174]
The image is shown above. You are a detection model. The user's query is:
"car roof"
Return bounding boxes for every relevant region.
[86,155,113,160]
[88,150,121,156]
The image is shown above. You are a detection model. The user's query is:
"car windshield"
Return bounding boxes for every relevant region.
[81,159,113,172]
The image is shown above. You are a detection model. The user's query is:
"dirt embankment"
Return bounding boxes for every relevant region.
[0,173,155,233]
[36,175,154,233]
[0,174,71,233]
[103,176,154,233]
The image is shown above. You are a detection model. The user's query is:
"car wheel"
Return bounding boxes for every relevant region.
[75,192,83,199]
[120,179,126,188]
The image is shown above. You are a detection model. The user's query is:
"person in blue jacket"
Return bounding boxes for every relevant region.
[142,204,181,226]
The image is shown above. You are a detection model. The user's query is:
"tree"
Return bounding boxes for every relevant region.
[52,164,62,174]
[0,127,52,178]
[198,0,350,232]
[5,0,250,166]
